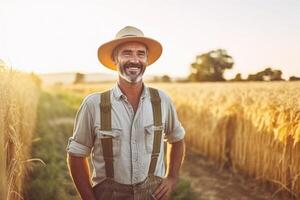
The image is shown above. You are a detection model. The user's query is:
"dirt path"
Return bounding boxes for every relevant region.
[180,151,282,200]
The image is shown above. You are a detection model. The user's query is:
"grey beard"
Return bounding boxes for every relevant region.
[118,63,146,83]
[119,71,143,83]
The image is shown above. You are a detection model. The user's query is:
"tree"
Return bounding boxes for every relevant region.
[289,76,300,81]
[151,75,171,82]
[188,49,234,82]
[247,67,283,81]
[74,73,85,84]
[269,69,283,81]
[230,73,243,81]
[161,75,171,82]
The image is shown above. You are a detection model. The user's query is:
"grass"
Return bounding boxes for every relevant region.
[170,178,197,200]
[26,90,81,200]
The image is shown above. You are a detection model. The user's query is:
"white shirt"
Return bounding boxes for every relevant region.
[67,84,185,185]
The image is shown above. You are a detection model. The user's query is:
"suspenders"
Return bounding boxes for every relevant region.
[99,90,114,179]
[148,88,163,175]
[99,87,162,179]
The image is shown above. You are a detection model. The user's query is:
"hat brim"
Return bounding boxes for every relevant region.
[98,36,162,71]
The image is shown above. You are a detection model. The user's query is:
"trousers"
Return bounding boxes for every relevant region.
[93,175,163,200]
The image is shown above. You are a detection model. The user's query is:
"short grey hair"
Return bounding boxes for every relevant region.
[112,46,121,63]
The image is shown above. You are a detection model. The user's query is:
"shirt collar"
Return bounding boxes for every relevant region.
[112,83,149,101]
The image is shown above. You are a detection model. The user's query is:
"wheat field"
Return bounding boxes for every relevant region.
[161,82,300,198]
[0,68,39,200]
[62,81,300,198]
[1,77,300,199]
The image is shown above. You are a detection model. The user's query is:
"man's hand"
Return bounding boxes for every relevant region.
[152,176,177,200]
[152,139,185,200]
[67,154,96,200]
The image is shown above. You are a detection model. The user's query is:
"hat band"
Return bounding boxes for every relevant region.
[120,34,140,38]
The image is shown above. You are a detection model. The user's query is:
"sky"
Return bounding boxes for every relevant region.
[0,0,299,79]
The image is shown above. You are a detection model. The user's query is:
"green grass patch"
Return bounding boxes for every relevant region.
[171,178,197,200]
[26,90,83,200]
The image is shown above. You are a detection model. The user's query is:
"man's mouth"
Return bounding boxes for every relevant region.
[125,65,141,69]
[124,65,142,73]
[127,66,139,71]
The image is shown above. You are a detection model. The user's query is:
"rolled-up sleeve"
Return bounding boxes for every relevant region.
[164,98,185,143]
[67,98,94,157]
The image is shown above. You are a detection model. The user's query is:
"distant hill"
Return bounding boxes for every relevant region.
[38,72,117,85]
[38,72,160,85]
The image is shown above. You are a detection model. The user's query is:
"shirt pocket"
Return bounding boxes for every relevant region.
[144,124,164,153]
[96,128,122,157]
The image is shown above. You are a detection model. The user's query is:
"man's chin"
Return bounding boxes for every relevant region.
[120,75,143,84]
[126,70,141,75]
[127,78,143,84]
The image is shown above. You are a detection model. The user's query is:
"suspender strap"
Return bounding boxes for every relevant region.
[100,90,112,131]
[101,138,114,179]
[148,88,163,175]
[100,90,114,179]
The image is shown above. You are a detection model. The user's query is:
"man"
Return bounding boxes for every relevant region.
[67,26,185,200]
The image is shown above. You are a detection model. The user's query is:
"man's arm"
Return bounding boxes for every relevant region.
[153,139,185,200]
[67,154,96,200]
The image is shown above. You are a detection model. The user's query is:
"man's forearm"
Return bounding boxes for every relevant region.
[166,139,185,179]
[67,154,96,200]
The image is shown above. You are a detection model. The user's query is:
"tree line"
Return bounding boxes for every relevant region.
[187,49,299,82]
[156,49,299,82]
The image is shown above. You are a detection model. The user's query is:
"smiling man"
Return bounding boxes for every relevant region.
[114,42,147,83]
[67,26,185,200]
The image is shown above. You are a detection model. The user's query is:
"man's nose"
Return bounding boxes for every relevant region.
[129,55,140,63]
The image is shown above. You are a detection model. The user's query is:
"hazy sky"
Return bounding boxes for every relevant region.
[0,0,299,79]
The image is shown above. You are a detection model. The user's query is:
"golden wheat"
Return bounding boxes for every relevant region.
[0,68,39,200]
[62,81,300,198]
[157,82,300,198]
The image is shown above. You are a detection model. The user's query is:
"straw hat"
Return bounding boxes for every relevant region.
[97,26,163,71]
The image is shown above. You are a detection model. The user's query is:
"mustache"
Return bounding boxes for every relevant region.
[124,62,143,68]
